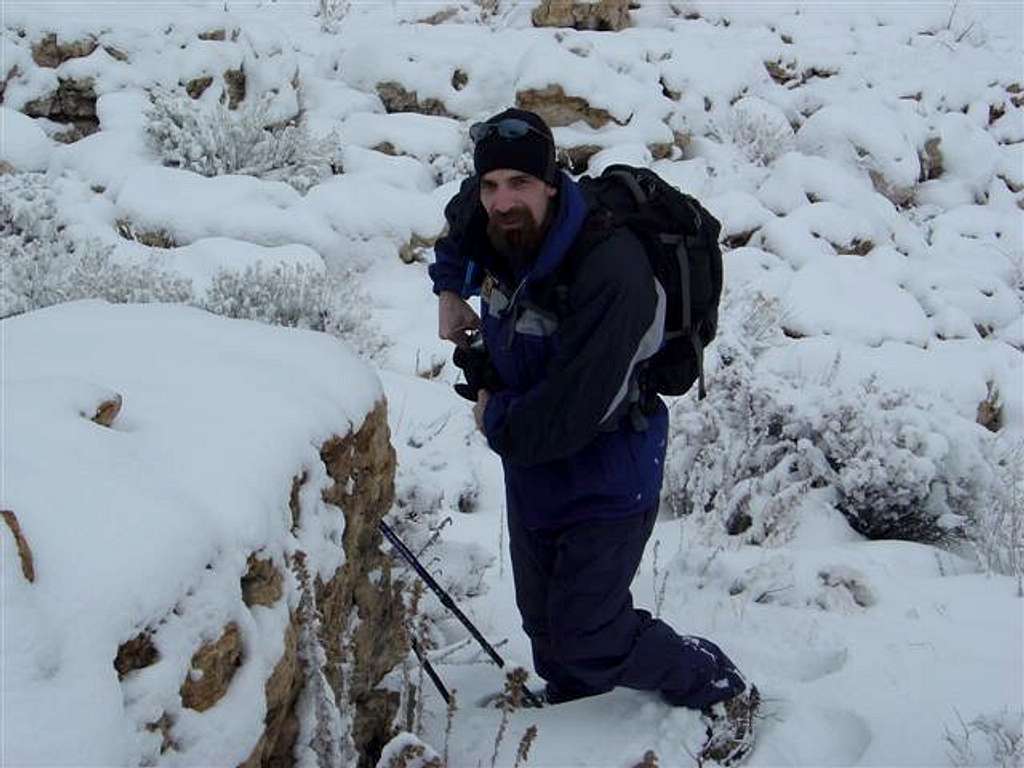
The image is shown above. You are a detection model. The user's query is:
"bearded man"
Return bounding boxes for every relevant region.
[428,108,759,764]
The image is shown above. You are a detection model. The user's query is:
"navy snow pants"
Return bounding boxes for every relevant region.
[507,503,747,708]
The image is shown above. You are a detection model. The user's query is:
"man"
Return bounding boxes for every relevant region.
[429,108,758,763]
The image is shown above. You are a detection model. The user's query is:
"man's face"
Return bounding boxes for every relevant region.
[480,169,557,255]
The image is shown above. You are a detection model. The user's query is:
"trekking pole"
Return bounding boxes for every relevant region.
[379,520,543,707]
[410,636,451,705]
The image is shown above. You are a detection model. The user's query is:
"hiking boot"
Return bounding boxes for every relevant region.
[699,685,760,766]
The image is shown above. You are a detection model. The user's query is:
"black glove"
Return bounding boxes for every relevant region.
[453,335,504,402]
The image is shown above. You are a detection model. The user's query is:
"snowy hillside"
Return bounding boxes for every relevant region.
[1,1,1022,766]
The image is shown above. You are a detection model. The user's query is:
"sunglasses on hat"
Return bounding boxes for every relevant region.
[469,118,552,144]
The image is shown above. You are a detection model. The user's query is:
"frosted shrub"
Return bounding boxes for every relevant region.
[945,709,1024,768]
[665,293,994,546]
[317,0,350,33]
[970,438,1024,593]
[1,173,192,318]
[431,150,475,186]
[816,380,990,543]
[1,173,68,317]
[145,90,336,193]
[713,97,795,166]
[200,262,386,360]
[63,245,193,305]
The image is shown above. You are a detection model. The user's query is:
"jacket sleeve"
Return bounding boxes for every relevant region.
[483,228,664,467]
[428,175,481,297]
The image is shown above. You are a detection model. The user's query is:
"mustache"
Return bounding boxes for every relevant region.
[490,207,532,226]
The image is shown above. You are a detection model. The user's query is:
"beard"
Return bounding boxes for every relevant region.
[486,205,547,268]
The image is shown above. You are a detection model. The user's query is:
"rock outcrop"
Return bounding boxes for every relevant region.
[318,402,405,765]
[22,76,99,141]
[516,85,618,129]
[107,399,403,767]
[531,0,632,31]
[30,33,98,68]
[376,81,454,118]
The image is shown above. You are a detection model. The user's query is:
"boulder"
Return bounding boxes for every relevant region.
[531,0,632,31]
[31,33,98,68]
[22,76,99,141]
[516,84,617,129]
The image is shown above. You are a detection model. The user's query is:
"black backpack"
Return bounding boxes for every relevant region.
[571,165,724,400]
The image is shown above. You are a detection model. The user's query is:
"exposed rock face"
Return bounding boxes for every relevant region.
[557,144,602,175]
[114,632,159,679]
[22,77,99,141]
[90,394,122,427]
[531,0,632,31]
[377,81,453,118]
[977,382,1003,433]
[920,136,943,181]
[107,399,402,766]
[318,401,405,767]
[242,555,285,607]
[224,66,247,110]
[115,219,177,249]
[180,623,243,712]
[31,33,98,67]
[517,85,617,129]
[186,75,214,100]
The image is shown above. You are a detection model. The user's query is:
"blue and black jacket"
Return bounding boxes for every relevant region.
[429,171,668,530]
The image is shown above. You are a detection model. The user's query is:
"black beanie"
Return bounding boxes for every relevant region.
[473,108,557,185]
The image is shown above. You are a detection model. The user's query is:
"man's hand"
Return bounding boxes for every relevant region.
[473,389,491,433]
[439,291,480,348]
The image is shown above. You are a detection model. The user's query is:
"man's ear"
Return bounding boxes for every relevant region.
[545,183,557,198]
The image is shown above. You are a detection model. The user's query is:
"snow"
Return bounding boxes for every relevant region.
[0,106,54,171]
[783,256,932,347]
[152,237,327,297]
[2,1,1022,766]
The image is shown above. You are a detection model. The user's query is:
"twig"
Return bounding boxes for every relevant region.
[443,690,458,768]
[1,509,35,583]
[513,725,538,768]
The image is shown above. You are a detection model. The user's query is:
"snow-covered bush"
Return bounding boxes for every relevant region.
[969,438,1024,592]
[317,0,351,33]
[1,173,192,318]
[1,174,385,362]
[712,97,795,167]
[665,293,995,546]
[945,708,1024,768]
[145,89,337,194]
[430,149,475,187]
[200,262,386,360]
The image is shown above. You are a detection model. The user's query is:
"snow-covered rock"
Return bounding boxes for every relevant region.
[2,301,405,766]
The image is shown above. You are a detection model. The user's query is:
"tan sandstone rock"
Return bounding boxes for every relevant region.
[531,0,632,31]
[180,622,244,712]
[317,401,406,766]
[23,76,99,142]
[113,400,401,766]
[242,555,285,608]
[376,81,453,118]
[31,33,98,68]
[224,66,246,110]
[517,85,618,129]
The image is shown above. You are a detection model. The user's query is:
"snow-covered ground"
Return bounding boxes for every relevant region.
[2,1,1022,766]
